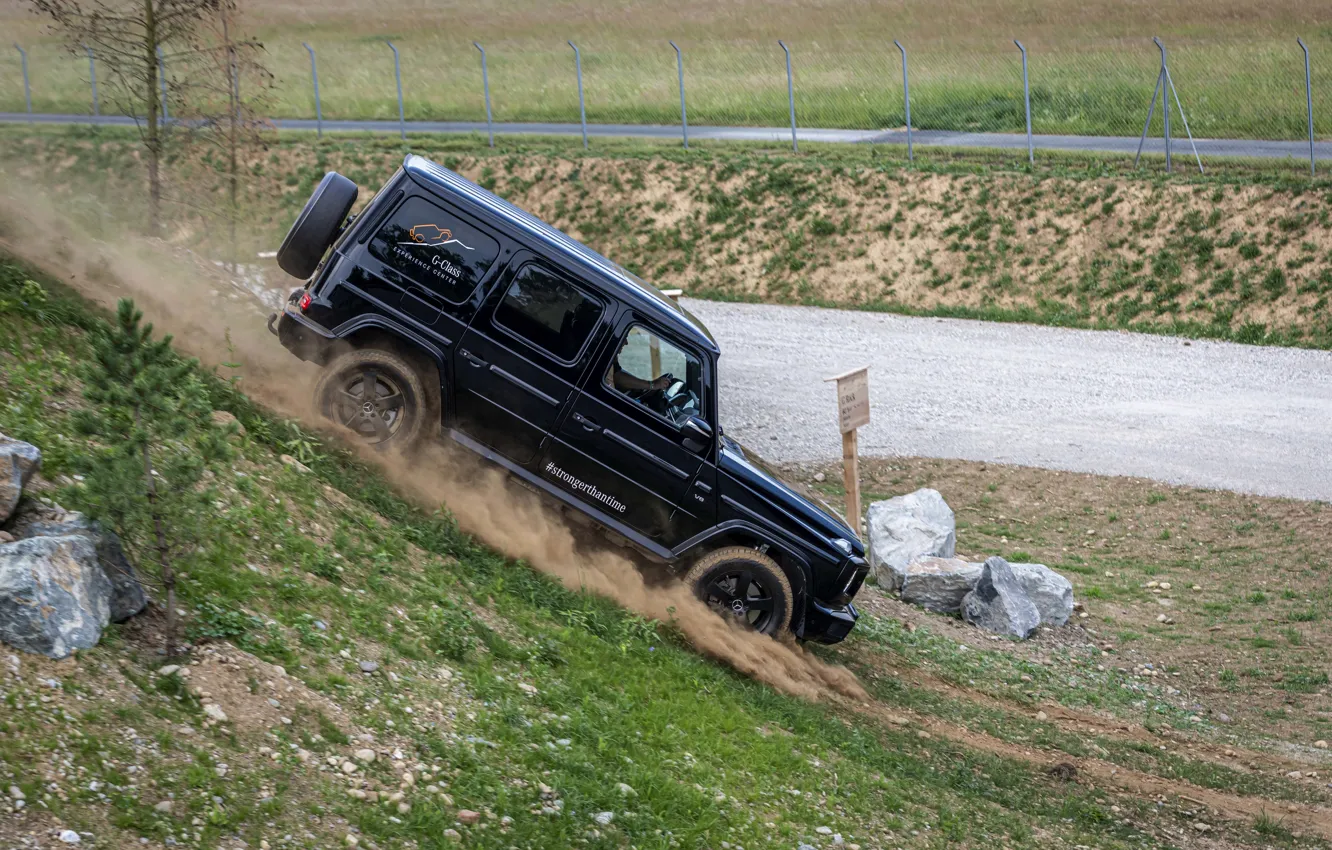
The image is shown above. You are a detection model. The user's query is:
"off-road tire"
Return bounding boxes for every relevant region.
[685,546,793,637]
[314,347,432,451]
[277,171,358,279]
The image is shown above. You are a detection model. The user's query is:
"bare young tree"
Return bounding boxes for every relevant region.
[176,3,273,270]
[31,0,225,235]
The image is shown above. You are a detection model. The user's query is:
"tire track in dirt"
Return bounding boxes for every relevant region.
[851,700,1332,841]
[861,654,1328,782]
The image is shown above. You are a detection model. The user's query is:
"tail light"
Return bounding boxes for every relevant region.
[298,291,313,312]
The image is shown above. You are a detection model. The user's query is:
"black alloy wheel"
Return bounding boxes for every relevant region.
[684,546,793,637]
[314,347,432,451]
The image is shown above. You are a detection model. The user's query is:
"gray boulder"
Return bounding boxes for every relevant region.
[1009,562,1074,626]
[0,534,112,658]
[899,557,982,613]
[0,434,40,523]
[866,489,956,590]
[23,513,147,623]
[961,557,1040,639]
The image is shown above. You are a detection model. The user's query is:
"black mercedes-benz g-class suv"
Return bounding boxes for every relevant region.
[269,154,867,643]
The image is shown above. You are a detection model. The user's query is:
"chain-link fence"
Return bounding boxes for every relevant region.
[3,33,1329,166]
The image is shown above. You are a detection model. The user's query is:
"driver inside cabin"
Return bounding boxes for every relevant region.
[605,326,699,424]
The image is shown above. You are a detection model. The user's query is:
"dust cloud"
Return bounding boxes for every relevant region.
[0,184,866,703]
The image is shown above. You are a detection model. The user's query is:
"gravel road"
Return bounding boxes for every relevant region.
[6,113,1330,161]
[685,299,1332,502]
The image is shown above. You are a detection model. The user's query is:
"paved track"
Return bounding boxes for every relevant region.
[685,299,1332,502]
[3,112,1328,162]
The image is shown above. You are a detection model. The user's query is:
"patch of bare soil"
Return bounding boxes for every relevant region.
[792,455,1332,745]
[855,700,1332,843]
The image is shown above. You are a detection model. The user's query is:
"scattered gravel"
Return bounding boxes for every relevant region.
[688,298,1332,500]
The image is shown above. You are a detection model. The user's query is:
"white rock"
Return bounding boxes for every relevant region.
[1008,563,1075,626]
[154,800,173,813]
[593,812,614,826]
[158,665,180,677]
[899,557,981,612]
[59,831,81,844]
[616,782,636,796]
[816,826,834,835]
[203,704,227,722]
[354,748,376,763]
[0,433,41,523]
[866,489,956,590]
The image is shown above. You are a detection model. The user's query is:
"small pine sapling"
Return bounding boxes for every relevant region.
[74,299,233,657]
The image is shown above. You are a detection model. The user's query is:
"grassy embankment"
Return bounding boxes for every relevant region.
[0,0,1329,139]
[4,125,1332,348]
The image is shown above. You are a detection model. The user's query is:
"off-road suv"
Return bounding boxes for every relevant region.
[269,155,867,643]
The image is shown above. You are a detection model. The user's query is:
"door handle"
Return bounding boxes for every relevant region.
[572,413,602,433]
[460,349,487,368]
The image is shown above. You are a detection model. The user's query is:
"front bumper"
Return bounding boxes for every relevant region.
[802,598,858,644]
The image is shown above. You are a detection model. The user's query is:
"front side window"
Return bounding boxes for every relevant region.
[492,265,604,362]
[368,196,500,301]
[605,325,702,427]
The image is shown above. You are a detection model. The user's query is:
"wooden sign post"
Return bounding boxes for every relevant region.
[824,366,869,532]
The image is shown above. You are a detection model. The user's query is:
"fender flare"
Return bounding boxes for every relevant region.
[673,520,813,634]
[330,314,451,428]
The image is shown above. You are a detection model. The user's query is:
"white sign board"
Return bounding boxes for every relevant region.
[825,367,869,434]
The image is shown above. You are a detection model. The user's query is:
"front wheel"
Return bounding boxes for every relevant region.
[685,547,793,637]
[314,348,432,451]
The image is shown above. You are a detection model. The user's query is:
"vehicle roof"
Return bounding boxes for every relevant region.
[402,154,719,354]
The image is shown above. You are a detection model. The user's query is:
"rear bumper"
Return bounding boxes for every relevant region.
[271,307,335,365]
[801,598,858,644]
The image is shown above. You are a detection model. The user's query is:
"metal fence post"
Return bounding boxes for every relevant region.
[13,44,31,120]
[84,44,99,117]
[1015,40,1032,165]
[156,46,168,122]
[386,40,405,141]
[894,40,911,162]
[568,41,587,149]
[302,42,322,138]
[670,40,688,149]
[778,40,797,152]
[1299,38,1315,175]
[474,42,494,148]
[1155,37,1171,172]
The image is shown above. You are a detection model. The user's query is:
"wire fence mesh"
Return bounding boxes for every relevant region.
[2,33,1330,162]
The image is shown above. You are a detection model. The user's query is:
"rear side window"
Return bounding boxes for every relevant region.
[368,196,500,301]
[493,264,604,362]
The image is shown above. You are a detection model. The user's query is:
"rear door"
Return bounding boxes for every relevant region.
[452,256,608,467]
[541,316,712,546]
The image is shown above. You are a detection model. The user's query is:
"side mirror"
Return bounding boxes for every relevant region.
[681,416,713,453]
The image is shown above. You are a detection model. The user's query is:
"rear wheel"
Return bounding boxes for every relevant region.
[314,348,432,451]
[685,547,793,637]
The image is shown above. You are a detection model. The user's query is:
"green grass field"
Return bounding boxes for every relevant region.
[1,0,1330,138]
